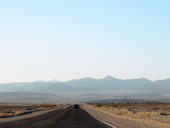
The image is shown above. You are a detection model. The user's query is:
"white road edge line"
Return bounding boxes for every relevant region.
[86,111,117,128]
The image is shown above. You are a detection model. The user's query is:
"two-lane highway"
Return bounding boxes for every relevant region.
[0,105,112,128]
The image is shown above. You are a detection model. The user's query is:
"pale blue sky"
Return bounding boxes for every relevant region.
[0,0,170,82]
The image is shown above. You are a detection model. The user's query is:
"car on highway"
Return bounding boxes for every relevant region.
[73,104,80,109]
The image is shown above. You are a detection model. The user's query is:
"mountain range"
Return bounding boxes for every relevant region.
[0,76,170,103]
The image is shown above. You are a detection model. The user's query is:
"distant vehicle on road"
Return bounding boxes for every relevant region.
[73,104,80,109]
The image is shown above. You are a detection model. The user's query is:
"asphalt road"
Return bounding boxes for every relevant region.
[0,106,112,128]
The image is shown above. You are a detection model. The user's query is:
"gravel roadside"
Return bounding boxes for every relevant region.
[0,109,54,124]
[82,104,169,128]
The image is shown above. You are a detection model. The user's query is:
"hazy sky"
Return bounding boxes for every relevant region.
[0,0,170,82]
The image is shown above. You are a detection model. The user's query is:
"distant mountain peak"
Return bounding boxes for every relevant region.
[103,76,117,80]
[127,78,151,83]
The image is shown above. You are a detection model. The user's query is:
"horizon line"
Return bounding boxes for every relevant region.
[0,75,170,84]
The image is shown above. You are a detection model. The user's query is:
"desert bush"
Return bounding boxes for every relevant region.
[96,103,101,107]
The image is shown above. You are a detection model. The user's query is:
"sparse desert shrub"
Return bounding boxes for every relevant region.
[111,103,119,108]
[96,103,101,107]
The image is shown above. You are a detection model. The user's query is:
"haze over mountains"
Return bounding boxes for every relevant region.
[0,76,170,103]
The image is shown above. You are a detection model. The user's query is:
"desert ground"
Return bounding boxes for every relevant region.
[84,102,170,128]
[1,102,170,128]
[0,103,60,118]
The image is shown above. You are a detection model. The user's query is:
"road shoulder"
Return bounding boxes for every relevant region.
[82,104,169,128]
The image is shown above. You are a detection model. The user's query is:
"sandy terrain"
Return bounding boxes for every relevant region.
[0,104,65,123]
[83,103,170,128]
